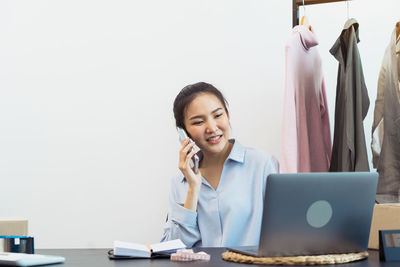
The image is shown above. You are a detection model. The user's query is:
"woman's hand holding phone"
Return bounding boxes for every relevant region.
[179,138,202,190]
[177,127,202,211]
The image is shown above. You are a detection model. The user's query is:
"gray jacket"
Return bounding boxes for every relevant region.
[371,22,400,202]
[329,19,370,172]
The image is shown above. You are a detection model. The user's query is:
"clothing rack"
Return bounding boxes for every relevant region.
[292,0,349,27]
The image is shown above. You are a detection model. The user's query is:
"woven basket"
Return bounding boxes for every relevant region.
[222,250,368,265]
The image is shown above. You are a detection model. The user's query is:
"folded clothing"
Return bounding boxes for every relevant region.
[170,249,210,261]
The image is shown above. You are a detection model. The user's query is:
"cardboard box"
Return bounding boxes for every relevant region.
[368,204,400,249]
[0,218,28,236]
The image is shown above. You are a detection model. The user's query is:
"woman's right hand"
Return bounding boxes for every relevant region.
[179,138,202,191]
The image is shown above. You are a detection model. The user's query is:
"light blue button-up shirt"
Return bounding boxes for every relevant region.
[161,140,279,247]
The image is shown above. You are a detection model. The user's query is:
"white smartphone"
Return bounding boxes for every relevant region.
[177,127,199,173]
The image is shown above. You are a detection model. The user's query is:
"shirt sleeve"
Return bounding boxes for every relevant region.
[266,155,280,175]
[160,177,201,248]
[280,42,299,173]
[371,52,387,168]
[262,154,280,198]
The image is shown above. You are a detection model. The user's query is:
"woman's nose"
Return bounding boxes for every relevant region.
[206,119,218,133]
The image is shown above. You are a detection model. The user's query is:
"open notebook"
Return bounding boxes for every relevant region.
[111,239,185,259]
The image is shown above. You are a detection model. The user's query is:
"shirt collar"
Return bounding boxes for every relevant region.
[180,139,246,183]
[330,18,360,63]
[292,25,319,50]
[226,139,245,163]
[343,18,360,42]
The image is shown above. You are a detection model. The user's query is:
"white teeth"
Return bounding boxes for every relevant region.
[208,136,220,141]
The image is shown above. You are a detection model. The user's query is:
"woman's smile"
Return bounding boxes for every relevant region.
[206,135,222,144]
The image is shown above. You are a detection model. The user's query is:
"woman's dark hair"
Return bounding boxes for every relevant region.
[173,82,229,132]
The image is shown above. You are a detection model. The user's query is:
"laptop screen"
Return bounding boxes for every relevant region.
[257,172,378,257]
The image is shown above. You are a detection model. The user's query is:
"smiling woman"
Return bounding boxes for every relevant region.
[161,82,279,248]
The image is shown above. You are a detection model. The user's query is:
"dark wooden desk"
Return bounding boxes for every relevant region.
[38,248,397,267]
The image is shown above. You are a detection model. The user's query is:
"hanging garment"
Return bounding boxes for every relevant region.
[329,19,370,172]
[280,25,332,173]
[371,22,400,203]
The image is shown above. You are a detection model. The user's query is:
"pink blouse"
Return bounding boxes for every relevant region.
[280,25,332,173]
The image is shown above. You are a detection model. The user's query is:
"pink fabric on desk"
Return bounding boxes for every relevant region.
[280,25,332,173]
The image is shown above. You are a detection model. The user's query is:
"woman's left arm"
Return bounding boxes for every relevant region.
[160,177,202,248]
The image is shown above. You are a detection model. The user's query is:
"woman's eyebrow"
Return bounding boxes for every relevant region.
[211,108,222,114]
[189,108,222,120]
[189,115,203,120]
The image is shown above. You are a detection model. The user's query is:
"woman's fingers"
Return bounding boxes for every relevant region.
[184,150,201,186]
[185,149,197,165]
[179,145,198,175]
[178,138,201,184]
[179,149,197,171]
[179,140,194,167]
[179,138,190,153]
[180,139,195,156]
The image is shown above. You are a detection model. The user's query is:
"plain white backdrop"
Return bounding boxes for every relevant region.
[0,0,398,248]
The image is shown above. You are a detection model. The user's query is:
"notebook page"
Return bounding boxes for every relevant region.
[150,239,185,253]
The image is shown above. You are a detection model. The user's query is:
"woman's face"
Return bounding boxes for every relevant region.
[184,93,230,155]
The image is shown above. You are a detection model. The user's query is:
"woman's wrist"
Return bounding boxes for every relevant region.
[184,185,201,211]
[189,179,202,191]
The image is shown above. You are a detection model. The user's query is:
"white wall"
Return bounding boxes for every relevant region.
[0,0,398,248]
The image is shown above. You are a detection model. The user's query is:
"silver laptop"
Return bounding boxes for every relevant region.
[228,172,378,257]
